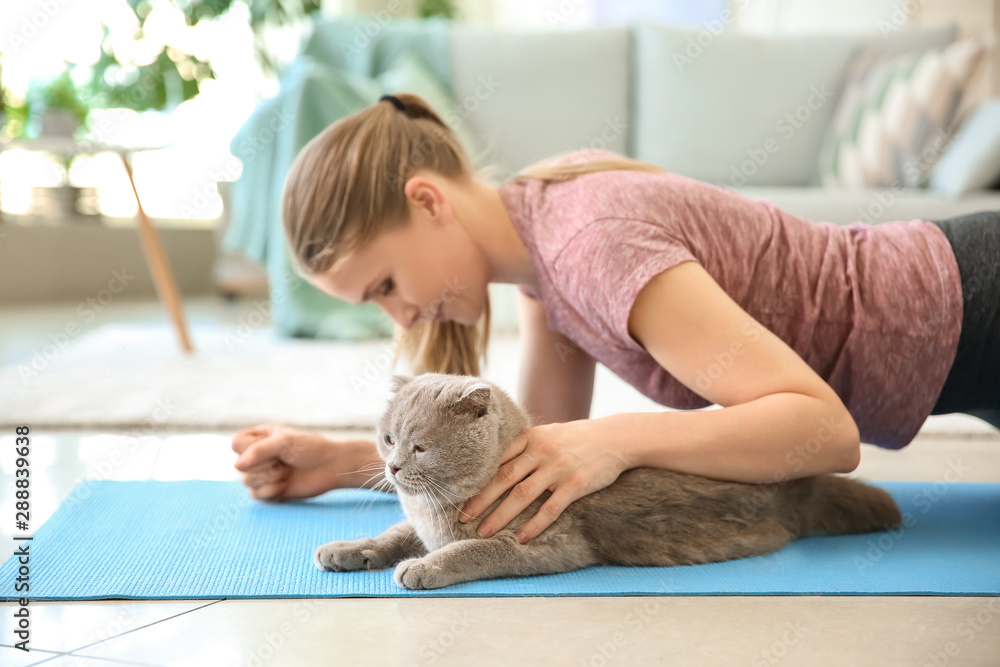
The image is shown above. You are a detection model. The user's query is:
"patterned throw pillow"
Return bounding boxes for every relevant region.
[817,36,992,189]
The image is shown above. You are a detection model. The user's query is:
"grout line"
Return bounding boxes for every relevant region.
[2,645,164,667]
[0,646,66,666]
[61,599,226,658]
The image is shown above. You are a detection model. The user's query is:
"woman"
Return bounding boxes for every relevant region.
[232,92,999,546]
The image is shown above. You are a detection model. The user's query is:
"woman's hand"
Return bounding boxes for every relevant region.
[231,424,383,501]
[457,420,630,544]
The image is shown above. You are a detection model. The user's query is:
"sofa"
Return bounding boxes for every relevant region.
[224,16,1000,338]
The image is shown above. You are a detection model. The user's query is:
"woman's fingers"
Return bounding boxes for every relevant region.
[234,431,299,471]
[475,466,554,539]
[459,453,528,525]
[513,483,579,544]
[459,431,530,522]
[250,480,288,500]
[231,424,272,455]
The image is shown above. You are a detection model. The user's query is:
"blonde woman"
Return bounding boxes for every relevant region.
[232,92,998,546]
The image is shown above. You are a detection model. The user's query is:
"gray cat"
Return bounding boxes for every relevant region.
[315,373,902,590]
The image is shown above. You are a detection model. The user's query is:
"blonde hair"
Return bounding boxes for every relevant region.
[281,92,667,377]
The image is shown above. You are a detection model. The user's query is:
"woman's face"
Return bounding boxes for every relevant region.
[307,175,490,330]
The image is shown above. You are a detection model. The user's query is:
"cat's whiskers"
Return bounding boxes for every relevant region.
[415,479,457,544]
[356,477,395,517]
[427,483,457,544]
[357,470,387,489]
[422,473,473,502]
[337,463,387,477]
[423,476,472,517]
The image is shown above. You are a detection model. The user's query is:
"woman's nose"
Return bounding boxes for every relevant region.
[384,301,418,329]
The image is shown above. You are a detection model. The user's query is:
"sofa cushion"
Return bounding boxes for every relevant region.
[633,22,957,187]
[376,49,483,162]
[450,25,630,179]
[818,36,991,189]
[302,15,453,85]
[928,97,1000,197]
[734,185,1000,226]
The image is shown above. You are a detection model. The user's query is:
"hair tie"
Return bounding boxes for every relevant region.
[380,95,406,113]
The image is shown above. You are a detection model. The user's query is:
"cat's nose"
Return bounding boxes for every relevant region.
[389,464,401,476]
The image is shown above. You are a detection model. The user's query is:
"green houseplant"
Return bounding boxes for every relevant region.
[31,69,91,138]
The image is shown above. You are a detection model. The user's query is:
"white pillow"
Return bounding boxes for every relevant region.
[817,36,992,189]
[632,22,957,187]
[929,97,1000,197]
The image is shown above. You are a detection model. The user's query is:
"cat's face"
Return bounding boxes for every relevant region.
[375,373,507,497]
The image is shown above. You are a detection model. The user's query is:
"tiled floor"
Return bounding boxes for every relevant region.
[1,296,999,666]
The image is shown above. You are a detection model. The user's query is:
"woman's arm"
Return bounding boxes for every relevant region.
[516,289,597,426]
[460,263,861,543]
[624,260,861,479]
[583,394,860,485]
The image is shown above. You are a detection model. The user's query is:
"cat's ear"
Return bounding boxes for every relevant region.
[451,382,491,419]
[389,374,414,394]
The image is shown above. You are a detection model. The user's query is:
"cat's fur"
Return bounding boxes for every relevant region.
[315,373,902,590]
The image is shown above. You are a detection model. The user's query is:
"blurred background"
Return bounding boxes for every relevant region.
[0,0,996,308]
[1,0,998,433]
[1,4,999,664]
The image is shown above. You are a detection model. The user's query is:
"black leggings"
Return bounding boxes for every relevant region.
[927,210,1000,430]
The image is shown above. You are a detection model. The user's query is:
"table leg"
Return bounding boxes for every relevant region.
[119,151,194,354]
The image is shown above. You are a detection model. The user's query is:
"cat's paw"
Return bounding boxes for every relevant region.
[394,557,446,590]
[314,538,384,572]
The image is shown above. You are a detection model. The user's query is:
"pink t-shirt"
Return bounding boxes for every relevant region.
[498,148,963,450]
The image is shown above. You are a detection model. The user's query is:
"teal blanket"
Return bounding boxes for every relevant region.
[223,16,454,340]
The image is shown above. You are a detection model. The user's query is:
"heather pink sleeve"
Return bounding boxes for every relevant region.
[517,284,540,300]
[552,217,699,350]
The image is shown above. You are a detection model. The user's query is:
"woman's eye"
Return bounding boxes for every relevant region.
[384,434,394,446]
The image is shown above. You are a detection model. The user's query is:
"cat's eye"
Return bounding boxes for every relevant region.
[414,443,428,453]
[384,434,395,446]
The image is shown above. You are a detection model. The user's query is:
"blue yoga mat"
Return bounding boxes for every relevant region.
[2,480,998,600]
